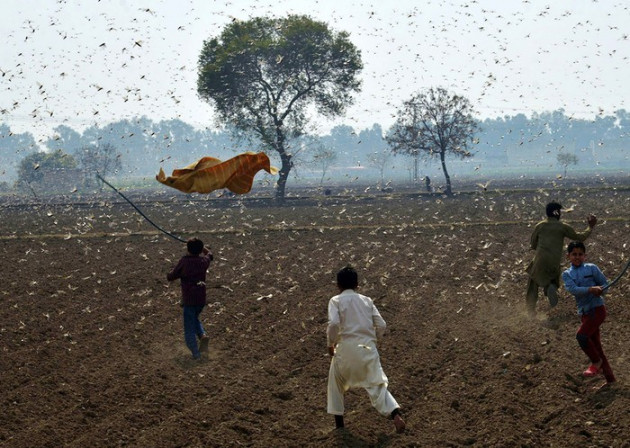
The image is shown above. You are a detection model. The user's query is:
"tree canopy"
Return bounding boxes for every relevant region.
[387,87,478,195]
[17,150,77,189]
[197,15,362,200]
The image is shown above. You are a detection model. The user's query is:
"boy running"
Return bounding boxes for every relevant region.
[326,265,405,433]
[167,237,213,360]
[562,241,615,385]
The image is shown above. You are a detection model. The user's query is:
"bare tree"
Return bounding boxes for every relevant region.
[386,87,478,195]
[557,151,578,178]
[310,144,338,186]
[367,150,392,186]
[76,142,122,188]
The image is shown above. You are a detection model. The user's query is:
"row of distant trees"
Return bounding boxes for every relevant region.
[0,119,588,196]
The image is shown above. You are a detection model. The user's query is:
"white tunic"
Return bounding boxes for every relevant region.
[327,289,388,388]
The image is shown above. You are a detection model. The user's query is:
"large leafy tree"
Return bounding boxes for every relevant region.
[387,87,478,195]
[197,15,362,201]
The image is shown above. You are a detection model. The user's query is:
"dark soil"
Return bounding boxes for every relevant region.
[1,185,629,447]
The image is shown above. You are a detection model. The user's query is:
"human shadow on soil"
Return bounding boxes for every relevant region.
[588,383,630,409]
[563,372,630,407]
[332,428,393,448]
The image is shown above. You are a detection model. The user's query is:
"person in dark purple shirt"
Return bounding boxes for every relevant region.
[167,237,213,359]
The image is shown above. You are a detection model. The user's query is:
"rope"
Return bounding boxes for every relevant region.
[96,173,186,243]
[603,257,630,291]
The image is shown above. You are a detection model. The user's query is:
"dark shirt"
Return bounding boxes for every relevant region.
[167,252,213,306]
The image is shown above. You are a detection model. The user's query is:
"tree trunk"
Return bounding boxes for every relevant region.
[275,151,292,203]
[272,124,291,203]
[440,150,452,195]
[414,153,419,184]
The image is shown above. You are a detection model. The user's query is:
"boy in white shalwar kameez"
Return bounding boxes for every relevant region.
[327,266,405,433]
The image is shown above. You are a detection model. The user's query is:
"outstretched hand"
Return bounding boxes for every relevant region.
[587,214,597,228]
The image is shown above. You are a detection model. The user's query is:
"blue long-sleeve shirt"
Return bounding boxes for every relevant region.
[562,262,607,315]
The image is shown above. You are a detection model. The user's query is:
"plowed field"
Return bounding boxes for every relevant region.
[2,185,629,447]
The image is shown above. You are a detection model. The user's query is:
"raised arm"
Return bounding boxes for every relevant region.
[563,215,596,242]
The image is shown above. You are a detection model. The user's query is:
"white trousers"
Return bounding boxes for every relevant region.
[327,343,399,417]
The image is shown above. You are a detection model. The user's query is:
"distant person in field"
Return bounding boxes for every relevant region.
[326,265,405,433]
[562,241,615,386]
[525,201,597,316]
[167,237,213,360]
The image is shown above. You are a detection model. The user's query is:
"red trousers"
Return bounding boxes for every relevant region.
[577,306,615,383]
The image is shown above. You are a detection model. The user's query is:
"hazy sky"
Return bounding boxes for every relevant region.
[2,0,629,143]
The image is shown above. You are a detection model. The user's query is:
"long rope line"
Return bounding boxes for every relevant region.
[603,257,630,291]
[96,173,186,243]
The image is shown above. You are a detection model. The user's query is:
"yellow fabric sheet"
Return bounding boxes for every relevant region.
[156,152,278,194]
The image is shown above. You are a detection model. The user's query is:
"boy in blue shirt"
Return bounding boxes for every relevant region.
[561,241,615,385]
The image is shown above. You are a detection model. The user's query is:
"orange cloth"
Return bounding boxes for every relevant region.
[156,152,278,194]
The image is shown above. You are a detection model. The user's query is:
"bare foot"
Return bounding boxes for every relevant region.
[393,414,406,433]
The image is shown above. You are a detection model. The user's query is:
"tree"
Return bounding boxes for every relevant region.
[310,144,338,186]
[367,150,392,185]
[197,15,362,201]
[557,151,578,178]
[45,124,83,153]
[17,150,77,189]
[321,125,361,167]
[386,87,478,195]
[0,124,38,182]
[75,142,122,188]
